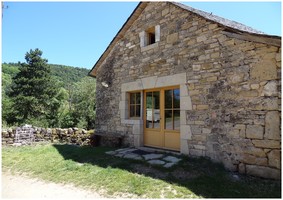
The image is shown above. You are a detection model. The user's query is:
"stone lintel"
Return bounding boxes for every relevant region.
[141,76,158,89]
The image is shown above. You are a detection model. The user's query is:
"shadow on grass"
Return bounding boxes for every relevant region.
[53,144,281,198]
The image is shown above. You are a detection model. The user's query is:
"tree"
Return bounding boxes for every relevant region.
[2,73,13,126]
[71,77,96,129]
[9,48,60,125]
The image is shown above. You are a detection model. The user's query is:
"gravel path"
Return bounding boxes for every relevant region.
[2,172,102,199]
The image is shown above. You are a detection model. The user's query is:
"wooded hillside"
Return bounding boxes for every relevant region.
[2,56,96,129]
[2,62,90,89]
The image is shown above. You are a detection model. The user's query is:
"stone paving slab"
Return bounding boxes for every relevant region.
[164,162,176,168]
[163,156,182,163]
[143,153,164,160]
[105,151,116,155]
[105,147,182,168]
[124,153,143,160]
[148,159,166,165]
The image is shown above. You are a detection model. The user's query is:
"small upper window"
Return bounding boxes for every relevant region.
[146,27,156,45]
[129,92,141,118]
[139,25,160,48]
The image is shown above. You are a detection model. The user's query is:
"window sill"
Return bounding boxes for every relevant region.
[141,42,158,52]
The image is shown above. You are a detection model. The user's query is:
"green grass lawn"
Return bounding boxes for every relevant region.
[2,144,281,198]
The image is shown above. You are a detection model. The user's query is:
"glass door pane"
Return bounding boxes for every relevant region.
[173,89,180,108]
[165,90,172,109]
[174,110,180,130]
[165,110,173,130]
[164,88,180,130]
[145,91,160,129]
[153,91,160,128]
[146,92,153,128]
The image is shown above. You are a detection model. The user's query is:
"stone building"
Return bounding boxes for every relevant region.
[89,2,281,179]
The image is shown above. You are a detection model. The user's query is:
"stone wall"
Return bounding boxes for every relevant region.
[94,2,281,179]
[2,127,93,146]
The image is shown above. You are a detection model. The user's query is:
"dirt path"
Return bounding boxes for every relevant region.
[2,172,102,199]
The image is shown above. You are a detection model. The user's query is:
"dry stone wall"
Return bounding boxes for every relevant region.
[95,2,281,179]
[2,126,93,146]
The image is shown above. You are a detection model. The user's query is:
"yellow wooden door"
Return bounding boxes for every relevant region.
[144,87,180,151]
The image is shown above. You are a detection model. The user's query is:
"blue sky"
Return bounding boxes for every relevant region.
[2,1,281,69]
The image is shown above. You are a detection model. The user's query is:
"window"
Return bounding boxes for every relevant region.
[139,25,160,48]
[146,27,156,45]
[164,89,180,130]
[129,92,141,118]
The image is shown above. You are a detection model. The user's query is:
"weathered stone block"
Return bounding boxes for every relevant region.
[238,163,246,174]
[180,125,192,140]
[119,101,127,110]
[239,90,259,97]
[243,147,266,157]
[180,84,189,97]
[250,60,277,81]
[262,81,277,96]
[162,8,169,16]
[206,76,218,82]
[268,150,281,169]
[192,64,201,71]
[233,124,246,138]
[196,104,209,110]
[255,98,278,110]
[180,96,192,110]
[250,83,260,90]
[228,73,244,84]
[180,139,189,155]
[265,111,280,140]
[275,53,281,62]
[193,144,206,150]
[229,129,240,138]
[211,52,220,58]
[189,149,204,157]
[132,124,142,135]
[189,90,200,96]
[192,134,206,141]
[252,139,280,148]
[202,128,211,134]
[180,111,186,125]
[246,165,280,179]
[196,35,207,43]
[246,125,264,139]
[201,63,213,70]
[166,32,178,44]
[133,134,143,147]
[208,23,218,30]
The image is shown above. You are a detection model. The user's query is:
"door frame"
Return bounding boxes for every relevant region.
[119,72,191,154]
[143,86,180,151]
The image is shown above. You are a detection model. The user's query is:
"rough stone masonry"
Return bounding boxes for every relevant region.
[90,2,281,179]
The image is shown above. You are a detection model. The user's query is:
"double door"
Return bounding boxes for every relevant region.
[144,87,180,151]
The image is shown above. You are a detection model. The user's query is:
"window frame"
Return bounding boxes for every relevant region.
[139,25,160,50]
[128,91,142,119]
